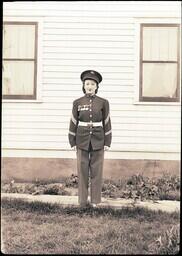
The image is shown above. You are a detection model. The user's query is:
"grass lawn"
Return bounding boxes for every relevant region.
[1,198,180,255]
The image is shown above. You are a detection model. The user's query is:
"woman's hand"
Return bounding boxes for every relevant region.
[104,146,109,151]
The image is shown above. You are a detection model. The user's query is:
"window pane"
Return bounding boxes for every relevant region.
[3,61,34,95]
[143,26,178,61]
[3,24,36,59]
[142,63,177,97]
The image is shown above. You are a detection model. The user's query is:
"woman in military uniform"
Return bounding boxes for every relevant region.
[68,70,112,207]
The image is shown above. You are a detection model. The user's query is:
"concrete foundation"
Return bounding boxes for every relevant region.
[1,157,180,183]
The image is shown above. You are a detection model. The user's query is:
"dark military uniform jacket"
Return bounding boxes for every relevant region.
[68,94,112,151]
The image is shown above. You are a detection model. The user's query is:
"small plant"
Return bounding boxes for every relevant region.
[43,185,60,195]
[43,184,70,196]
[155,174,180,200]
[102,181,118,198]
[148,224,180,254]
[2,180,19,193]
[64,174,78,188]
[101,173,180,201]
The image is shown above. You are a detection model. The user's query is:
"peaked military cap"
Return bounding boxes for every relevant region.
[80,70,102,84]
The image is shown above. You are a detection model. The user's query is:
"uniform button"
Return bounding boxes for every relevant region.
[90,99,92,102]
[90,115,92,117]
[90,131,92,134]
[90,109,92,111]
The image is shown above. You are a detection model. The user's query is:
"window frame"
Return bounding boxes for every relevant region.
[2,16,43,103]
[139,23,180,102]
[3,21,38,100]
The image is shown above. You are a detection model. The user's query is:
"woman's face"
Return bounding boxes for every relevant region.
[84,79,97,95]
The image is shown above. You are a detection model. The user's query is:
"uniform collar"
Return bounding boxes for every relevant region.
[85,94,96,98]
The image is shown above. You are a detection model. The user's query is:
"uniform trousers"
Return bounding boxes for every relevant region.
[76,143,104,206]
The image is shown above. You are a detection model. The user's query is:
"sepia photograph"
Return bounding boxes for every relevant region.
[1,1,181,254]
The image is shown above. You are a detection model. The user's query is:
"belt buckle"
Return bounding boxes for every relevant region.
[87,122,93,128]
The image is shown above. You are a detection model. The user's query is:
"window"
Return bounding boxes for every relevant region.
[140,24,180,102]
[3,22,38,99]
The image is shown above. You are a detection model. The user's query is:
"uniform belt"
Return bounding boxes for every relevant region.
[78,121,102,127]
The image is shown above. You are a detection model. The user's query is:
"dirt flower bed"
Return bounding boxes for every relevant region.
[1,182,71,196]
[101,173,180,201]
[1,173,180,201]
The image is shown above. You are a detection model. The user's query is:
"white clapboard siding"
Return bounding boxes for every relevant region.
[43,52,134,60]
[43,71,134,79]
[44,28,134,36]
[2,119,180,131]
[2,122,69,129]
[4,1,179,11]
[43,85,134,92]
[42,59,135,67]
[2,107,180,119]
[2,142,180,154]
[43,48,134,56]
[2,101,180,112]
[2,102,180,112]
[42,91,133,98]
[2,134,179,145]
[3,128,180,140]
[4,7,178,17]
[2,122,180,133]
[44,41,134,48]
[43,78,134,85]
[43,72,134,79]
[40,97,134,105]
[2,1,181,158]
[2,136,179,146]
[39,97,133,104]
[44,22,135,30]
[2,115,180,125]
[43,48,134,55]
[43,66,134,73]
